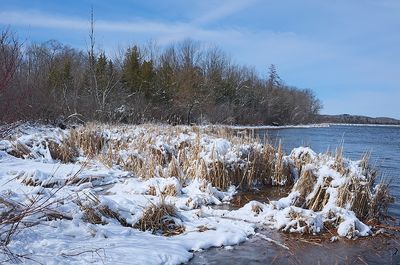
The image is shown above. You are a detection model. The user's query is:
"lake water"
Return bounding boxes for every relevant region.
[258,124,400,219]
[190,125,400,264]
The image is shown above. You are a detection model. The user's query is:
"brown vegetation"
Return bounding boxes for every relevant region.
[76,192,128,227]
[134,202,185,236]
[79,124,296,190]
[291,149,393,223]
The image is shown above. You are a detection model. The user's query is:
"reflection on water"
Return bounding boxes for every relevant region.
[190,227,400,265]
[189,125,400,264]
[191,186,400,265]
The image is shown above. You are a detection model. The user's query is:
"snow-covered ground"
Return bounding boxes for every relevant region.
[0,123,389,264]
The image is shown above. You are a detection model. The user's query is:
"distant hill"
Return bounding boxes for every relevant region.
[316,114,400,125]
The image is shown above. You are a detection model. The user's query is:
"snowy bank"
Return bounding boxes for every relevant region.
[0,123,392,264]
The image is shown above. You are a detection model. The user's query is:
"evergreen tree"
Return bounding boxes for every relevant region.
[122,46,141,94]
[267,64,282,87]
[141,60,155,100]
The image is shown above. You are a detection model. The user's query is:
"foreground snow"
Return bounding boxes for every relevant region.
[0,123,388,264]
[0,152,252,264]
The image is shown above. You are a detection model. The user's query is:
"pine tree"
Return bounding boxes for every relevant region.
[122,46,141,94]
[267,64,282,87]
[141,59,155,100]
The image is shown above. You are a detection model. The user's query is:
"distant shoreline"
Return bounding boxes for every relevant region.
[227,114,400,130]
[316,114,400,126]
[326,123,400,127]
[229,123,400,130]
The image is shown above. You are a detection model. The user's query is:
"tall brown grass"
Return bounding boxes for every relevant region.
[5,123,293,191]
[292,148,393,222]
[80,124,295,191]
[5,123,393,225]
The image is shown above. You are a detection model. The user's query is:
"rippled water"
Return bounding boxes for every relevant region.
[189,125,400,265]
[258,125,400,218]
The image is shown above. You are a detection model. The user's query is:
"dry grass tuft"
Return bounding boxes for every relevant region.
[306,176,332,212]
[272,142,293,185]
[47,124,105,161]
[121,154,144,174]
[8,141,31,159]
[369,182,394,220]
[20,177,57,188]
[205,161,228,189]
[291,149,393,222]
[293,168,318,207]
[162,184,178,196]
[75,193,128,226]
[5,124,104,163]
[18,172,60,188]
[66,175,102,186]
[81,206,107,225]
[245,145,275,187]
[285,209,312,234]
[134,202,184,236]
[290,149,314,175]
[48,140,79,163]
[337,175,393,222]
[69,126,105,158]
[146,183,179,197]
[147,186,157,196]
[251,204,263,215]
[332,146,348,175]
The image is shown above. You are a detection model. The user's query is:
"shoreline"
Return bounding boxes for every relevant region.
[228,123,400,130]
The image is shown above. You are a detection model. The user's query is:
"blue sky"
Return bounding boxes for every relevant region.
[1,0,399,118]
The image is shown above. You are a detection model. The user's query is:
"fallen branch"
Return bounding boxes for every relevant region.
[60,247,106,265]
[255,233,289,250]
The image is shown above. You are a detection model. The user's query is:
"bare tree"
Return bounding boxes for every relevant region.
[0,28,22,94]
[86,8,121,120]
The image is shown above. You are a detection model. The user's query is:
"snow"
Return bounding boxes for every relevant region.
[0,152,253,264]
[0,123,381,264]
[290,146,317,161]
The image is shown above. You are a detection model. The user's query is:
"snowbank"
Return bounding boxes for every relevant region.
[0,123,392,264]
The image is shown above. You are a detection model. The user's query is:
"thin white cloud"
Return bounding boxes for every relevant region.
[0,9,333,68]
[0,9,255,45]
[0,0,259,41]
[0,11,89,30]
[192,0,258,25]
[0,10,189,34]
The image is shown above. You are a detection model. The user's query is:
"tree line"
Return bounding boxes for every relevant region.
[0,27,322,125]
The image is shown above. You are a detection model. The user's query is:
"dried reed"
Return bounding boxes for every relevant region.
[134,201,184,236]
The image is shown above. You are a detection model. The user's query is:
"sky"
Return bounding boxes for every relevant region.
[0,0,399,119]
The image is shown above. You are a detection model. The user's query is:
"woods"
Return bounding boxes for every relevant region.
[0,28,322,125]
